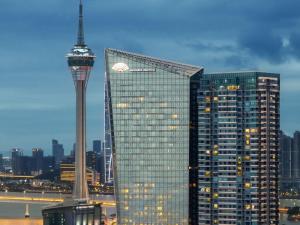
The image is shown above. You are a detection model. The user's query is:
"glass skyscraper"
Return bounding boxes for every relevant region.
[104,80,114,184]
[105,48,203,224]
[198,72,280,225]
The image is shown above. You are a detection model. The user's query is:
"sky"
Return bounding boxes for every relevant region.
[0,0,299,155]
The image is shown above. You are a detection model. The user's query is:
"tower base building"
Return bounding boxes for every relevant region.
[42,201,102,225]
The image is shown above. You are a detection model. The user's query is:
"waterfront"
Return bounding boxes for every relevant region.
[0,219,43,225]
[0,192,115,225]
[0,192,298,224]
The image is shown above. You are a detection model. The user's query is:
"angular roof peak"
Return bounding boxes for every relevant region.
[105,48,203,77]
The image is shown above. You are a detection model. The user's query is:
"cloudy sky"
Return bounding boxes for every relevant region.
[0,0,299,155]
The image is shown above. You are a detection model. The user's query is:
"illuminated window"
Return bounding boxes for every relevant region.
[245,204,251,210]
[138,97,144,102]
[168,125,177,130]
[205,96,210,102]
[116,103,128,108]
[205,187,211,193]
[250,128,257,133]
[205,108,211,113]
[157,206,163,211]
[160,102,167,107]
[245,183,251,188]
[213,97,218,101]
[227,85,240,91]
[171,114,178,119]
[122,188,129,193]
[213,150,218,156]
[244,155,251,161]
[213,193,219,198]
[213,204,218,209]
[205,171,211,177]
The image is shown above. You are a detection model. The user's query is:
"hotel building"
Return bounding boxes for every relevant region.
[105,48,203,224]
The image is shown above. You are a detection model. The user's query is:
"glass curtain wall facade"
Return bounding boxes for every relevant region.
[105,48,203,225]
[198,72,280,225]
[104,80,113,184]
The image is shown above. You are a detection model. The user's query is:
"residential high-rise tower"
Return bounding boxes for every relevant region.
[198,72,280,225]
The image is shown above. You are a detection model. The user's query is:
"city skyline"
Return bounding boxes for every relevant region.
[0,0,299,152]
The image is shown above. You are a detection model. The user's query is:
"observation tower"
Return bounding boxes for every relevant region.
[66,0,95,201]
[43,2,101,224]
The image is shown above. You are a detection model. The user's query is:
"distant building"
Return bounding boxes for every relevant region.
[2,157,11,172]
[60,162,99,186]
[32,148,44,174]
[280,131,293,190]
[70,143,76,158]
[96,151,105,184]
[11,148,23,175]
[293,131,300,177]
[93,140,102,155]
[18,156,35,175]
[0,154,4,172]
[42,156,55,173]
[279,131,300,191]
[52,139,64,168]
[86,150,97,171]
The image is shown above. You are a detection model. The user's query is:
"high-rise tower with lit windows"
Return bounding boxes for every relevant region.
[198,72,280,225]
[105,49,203,224]
[66,0,95,201]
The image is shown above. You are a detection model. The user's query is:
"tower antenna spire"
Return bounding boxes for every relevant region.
[77,0,85,46]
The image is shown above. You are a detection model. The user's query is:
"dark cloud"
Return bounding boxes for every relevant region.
[238,31,285,63]
[0,0,299,152]
[289,32,300,59]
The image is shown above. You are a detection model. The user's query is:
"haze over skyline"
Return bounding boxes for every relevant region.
[0,0,299,154]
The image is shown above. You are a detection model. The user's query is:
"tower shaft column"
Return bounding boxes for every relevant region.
[74,80,89,200]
